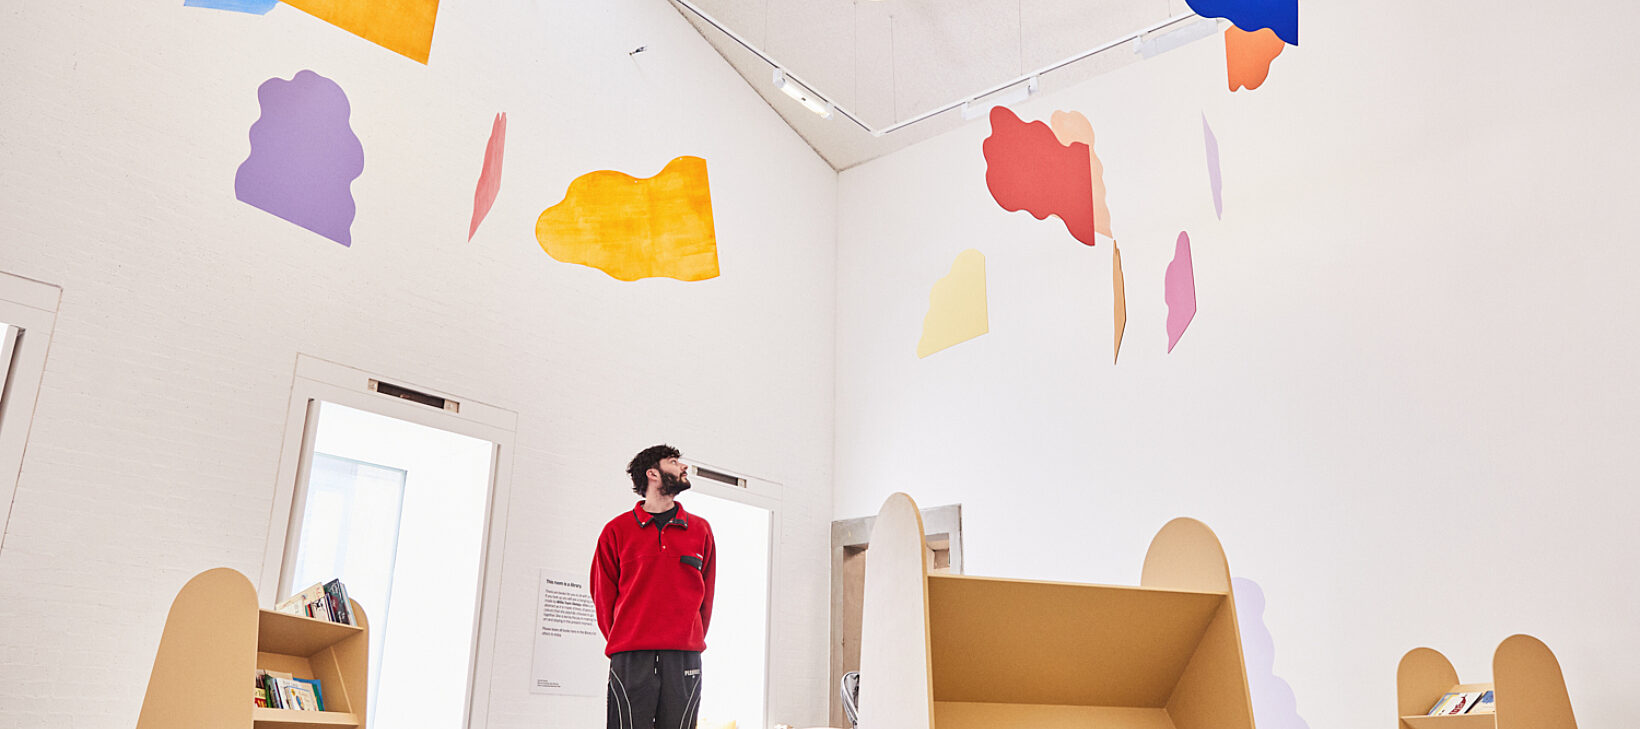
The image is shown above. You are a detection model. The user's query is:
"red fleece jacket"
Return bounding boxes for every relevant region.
[591,501,716,656]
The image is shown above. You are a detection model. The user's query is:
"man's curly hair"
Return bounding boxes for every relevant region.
[627,444,681,495]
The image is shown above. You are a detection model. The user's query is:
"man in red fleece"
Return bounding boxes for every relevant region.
[591,444,716,729]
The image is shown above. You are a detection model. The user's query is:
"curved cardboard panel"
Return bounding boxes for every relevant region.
[1396,647,1459,717]
[1140,517,1231,593]
[1140,519,1252,729]
[137,568,259,729]
[859,492,933,729]
[1495,634,1577,729]
[928,575,1223,706]
[330,600,371,716]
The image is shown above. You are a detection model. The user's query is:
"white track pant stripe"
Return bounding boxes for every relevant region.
[609,667,633,729]
[678,674,701,729]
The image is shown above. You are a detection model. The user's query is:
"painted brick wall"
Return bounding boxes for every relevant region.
[0,1,836,727]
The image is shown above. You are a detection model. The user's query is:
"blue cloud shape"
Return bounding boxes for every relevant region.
[1187,0,1298,45]
[183,0,279,15]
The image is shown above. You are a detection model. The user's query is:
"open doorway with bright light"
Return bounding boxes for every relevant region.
[262,356,516,729]
[286,401,494,726]
[680,468,778,729]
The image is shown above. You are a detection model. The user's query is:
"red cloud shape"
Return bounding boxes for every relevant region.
[982,106,1098,246]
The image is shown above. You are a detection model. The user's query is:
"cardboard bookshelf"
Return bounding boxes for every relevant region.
[1397,635,1577,729]
[857,492,1255,729]
[135,567,370,729]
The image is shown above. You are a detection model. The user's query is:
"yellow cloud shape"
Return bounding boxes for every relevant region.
[536,156,720,282]
[918,249,989,358]
[283,0,440,64]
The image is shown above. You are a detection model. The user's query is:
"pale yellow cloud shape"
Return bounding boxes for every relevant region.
[918,249,989,358]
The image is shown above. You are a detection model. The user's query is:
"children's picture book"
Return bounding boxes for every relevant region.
[1427,689,1490,715]
[294,677,326,711]
[275,578,356,625]
[1427,693,1460,715]
[323,578,355,625]
[1467,690,1496,715]
[1444,691,1489,715]
[275,583,327,615]
[287,680,319,711]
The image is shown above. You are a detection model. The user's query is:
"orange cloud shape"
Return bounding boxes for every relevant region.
[1048,110,1114,240]
[283,0,440,64]
[536,156,719,282]
[1226,26,1286,92]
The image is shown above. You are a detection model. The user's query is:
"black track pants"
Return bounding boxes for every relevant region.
[607,650,703,729]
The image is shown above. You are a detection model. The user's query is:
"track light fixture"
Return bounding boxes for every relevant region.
[772,69,834,120]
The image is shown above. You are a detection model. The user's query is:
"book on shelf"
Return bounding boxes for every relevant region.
[274,578,355,626]
[255,669,327,711]
[294,677,326,711]
[275,583,326,615]
[1427,692,1457,715]
[1467,690,1496,715]
[1426,690,1489,716]
[322,578,354,625]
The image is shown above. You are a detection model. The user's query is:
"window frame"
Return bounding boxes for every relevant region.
[0,271,61,546]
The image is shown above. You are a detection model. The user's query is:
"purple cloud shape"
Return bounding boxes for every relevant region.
[235,70,364,246]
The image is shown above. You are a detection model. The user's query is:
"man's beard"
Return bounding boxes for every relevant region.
[659,470,691,496]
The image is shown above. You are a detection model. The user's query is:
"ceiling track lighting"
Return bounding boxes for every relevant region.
[959,76,1039,121]
[772,69,835,120]
[669,0,1203,136]
[1135,17,1222,59]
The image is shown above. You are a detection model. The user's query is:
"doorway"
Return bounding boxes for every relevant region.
[679,469,777,729]
[286,401,495,727]
[262,355,517,729]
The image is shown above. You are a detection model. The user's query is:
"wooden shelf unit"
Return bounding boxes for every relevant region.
[135,567,370,729]
[858,492,1254,729]
[252,707,364,729]
[1396,635,1577,729]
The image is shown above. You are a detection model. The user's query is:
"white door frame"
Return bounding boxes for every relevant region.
[260,353,518,729]
[685,459,781,729]
[0,271,61,548]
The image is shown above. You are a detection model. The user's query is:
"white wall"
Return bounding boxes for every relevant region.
[835,2,1640,728]
[0,1,836,728]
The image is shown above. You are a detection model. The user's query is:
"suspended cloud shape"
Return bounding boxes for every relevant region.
[1186,0,1298,45]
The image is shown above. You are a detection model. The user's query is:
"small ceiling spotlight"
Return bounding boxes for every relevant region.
[772,69,835,120]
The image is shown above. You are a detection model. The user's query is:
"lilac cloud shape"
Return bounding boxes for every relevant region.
[1203,113,1223,219]
[1234,577,1312,729]
[235,70,364,246]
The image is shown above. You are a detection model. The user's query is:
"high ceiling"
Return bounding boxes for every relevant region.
[670,0,1202,170]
